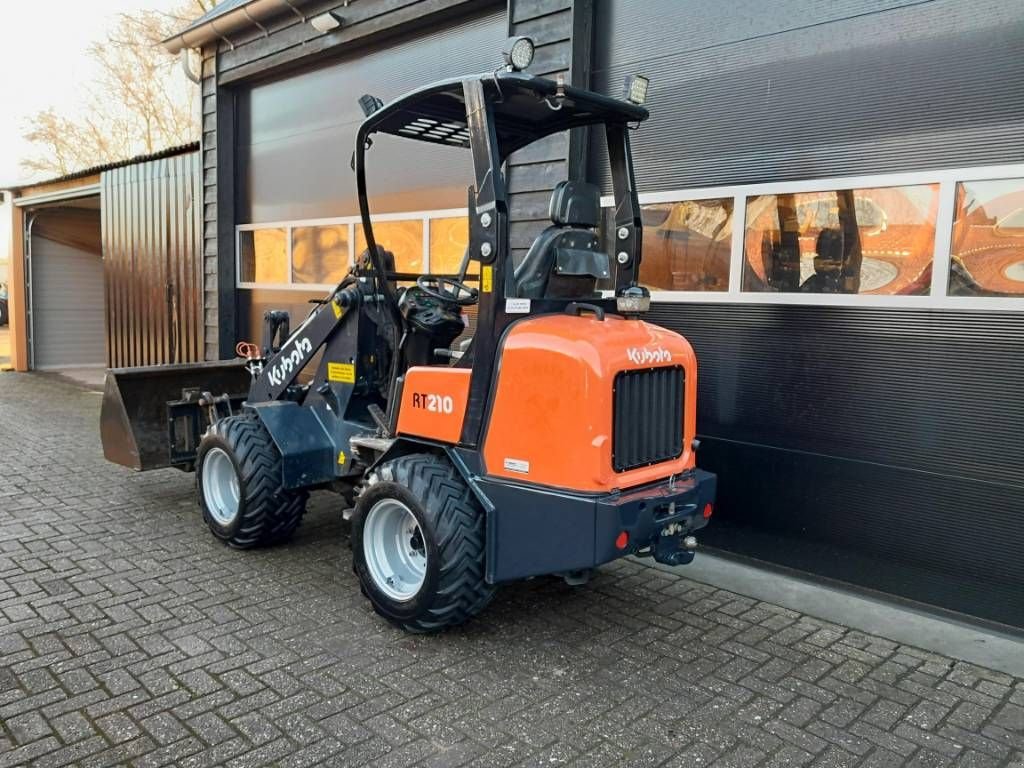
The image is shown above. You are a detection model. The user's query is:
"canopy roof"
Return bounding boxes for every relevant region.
[365,72,649,157]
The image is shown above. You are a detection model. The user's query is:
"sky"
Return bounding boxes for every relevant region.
[0,0,179,186]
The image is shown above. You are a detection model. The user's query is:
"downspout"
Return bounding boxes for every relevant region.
[24,212,39,370]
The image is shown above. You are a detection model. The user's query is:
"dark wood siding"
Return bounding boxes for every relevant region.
[505,0,585,266]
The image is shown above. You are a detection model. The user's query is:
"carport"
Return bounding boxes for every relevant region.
[6,178,103,375]
[3,144,203,377]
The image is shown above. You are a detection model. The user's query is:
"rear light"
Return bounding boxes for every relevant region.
[703,503,713,519]
[615,531,629,550]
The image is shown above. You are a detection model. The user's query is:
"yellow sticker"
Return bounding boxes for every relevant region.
[332,300,343,319]
[327,362,356,383]
[481,265,493,293]
[337,450,347,466]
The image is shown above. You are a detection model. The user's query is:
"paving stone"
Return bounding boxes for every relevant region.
[0,371,1020,768]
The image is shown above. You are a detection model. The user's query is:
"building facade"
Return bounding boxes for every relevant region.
[159,0,1021,629]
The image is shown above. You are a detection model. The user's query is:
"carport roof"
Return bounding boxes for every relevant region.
[3,142,199,195]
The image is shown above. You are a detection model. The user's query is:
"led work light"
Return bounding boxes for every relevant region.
[358,94,384,117]
[624,74,650,105]
[616,284,651,316]
[504,36,535,71]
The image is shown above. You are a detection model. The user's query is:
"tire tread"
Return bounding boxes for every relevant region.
[360,453,494,632]
[200,413,307,548]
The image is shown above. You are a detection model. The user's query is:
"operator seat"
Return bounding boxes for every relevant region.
[513,181,611,299]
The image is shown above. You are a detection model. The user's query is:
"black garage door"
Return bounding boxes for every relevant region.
[237,5,507,224]
[234,5,506,344]
[592,0,1024,627]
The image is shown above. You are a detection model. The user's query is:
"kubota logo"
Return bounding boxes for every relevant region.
[267,336,313,387]
[626,346,672,365]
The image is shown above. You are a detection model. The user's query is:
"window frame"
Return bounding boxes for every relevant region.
[236,207,468,292]
[601,162,1024,311]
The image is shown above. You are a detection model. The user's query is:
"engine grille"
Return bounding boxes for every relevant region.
[612,366,685,472]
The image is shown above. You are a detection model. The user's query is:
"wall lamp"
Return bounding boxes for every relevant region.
[310,10,343,33]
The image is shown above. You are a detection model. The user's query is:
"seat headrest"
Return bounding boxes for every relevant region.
[549,181,600,228]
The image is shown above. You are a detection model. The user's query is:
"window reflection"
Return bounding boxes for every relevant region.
[429,216,476,276]
[640,199,732,291]
[238,229,288,284]
[355,220,423,273]
[743,185,939,295]
[949,178,1024,296]
[292,225,348,285]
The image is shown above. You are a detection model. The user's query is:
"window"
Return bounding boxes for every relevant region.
[238,209,469,290]
[354,220,423,274]
[640,199,732,291]
[743,184,939,295]
[238,229,288,284]
[429,216,473,275]
[949,178,1024,297]
[292,225,348,285]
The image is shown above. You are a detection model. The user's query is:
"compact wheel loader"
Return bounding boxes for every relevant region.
[101,41,717,632]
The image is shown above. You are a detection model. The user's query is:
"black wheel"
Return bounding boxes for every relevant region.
[352,453,494,632]
[195,413,307,548]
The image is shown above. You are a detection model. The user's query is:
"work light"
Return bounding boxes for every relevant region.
[624,74,650,105]
[616,284,651,316]
[504,36,535,71]
[358,94,383,117]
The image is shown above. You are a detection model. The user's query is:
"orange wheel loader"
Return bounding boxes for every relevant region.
[100,38,717,632]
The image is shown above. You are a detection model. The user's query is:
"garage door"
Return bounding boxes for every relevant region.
[592,0,1024,191]
[31,236,105,369]
[237,4,507,223]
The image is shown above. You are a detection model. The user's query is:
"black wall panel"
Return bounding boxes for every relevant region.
[648,303,1024,627]
[591,0,1024,627]
[591,0,1024,189]
[236,6,506,223]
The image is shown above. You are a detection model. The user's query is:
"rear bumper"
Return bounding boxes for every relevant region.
[477,468,717,583]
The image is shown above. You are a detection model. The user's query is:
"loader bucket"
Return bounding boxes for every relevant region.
[100,360,251,471]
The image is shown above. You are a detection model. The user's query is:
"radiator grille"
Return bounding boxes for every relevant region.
[612,366,685,472]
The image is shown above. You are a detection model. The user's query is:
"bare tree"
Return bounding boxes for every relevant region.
[20,1,215,178]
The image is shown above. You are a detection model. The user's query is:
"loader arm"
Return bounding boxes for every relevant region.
[247,283,364,404]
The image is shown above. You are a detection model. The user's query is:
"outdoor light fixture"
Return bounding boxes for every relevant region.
[624,74,650,105]
[358,94,384,117]
[504,36,535,71]
[310,10,343,33]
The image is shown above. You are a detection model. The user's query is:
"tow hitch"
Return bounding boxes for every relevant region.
[640,499,702,565]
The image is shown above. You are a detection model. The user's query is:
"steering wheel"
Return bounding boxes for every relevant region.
[415,275,479,306]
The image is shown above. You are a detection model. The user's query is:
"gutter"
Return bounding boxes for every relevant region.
[162,0,313,55]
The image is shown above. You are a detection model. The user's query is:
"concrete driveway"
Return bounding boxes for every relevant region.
[1,372,1022,768]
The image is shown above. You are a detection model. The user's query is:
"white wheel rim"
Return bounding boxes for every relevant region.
[202,447,240,526]
[363,499,427,601]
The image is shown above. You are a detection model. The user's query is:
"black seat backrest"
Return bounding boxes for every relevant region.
[512,181,610,299]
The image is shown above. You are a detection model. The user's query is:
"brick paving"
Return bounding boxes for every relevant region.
[1,371,1022,768]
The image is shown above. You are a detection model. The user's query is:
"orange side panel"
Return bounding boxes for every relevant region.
[396,367,472,444]
[482,314,698,493]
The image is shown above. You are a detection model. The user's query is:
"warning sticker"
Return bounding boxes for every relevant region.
[481,265,493,293]
[327,362,356,383]
[332,300,343,319]
[337,450,347,466]
[503,457,530,474]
